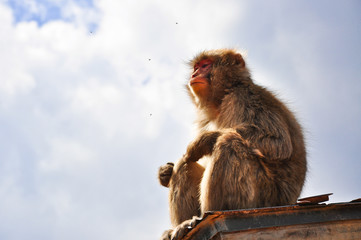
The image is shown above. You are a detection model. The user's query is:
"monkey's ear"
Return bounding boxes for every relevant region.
[234,53,246,68]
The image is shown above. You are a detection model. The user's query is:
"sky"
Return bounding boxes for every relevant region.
[0,0,360,239]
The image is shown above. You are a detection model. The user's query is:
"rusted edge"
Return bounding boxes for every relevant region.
[183,213,222,240]
[350,198,361,203]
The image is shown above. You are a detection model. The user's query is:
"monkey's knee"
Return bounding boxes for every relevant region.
[170,159,204,188]
[158,162,174,187]
[200,134,257,212]
[214,131,252,158]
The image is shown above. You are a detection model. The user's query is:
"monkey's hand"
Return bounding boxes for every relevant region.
[158,162,174,187]
[184,131,221,162]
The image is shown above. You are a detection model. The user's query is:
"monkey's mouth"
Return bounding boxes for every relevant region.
[190,81,205,85]
[190,79,207,86]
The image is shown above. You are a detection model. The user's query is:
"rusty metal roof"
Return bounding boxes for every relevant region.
[182,194,361,240]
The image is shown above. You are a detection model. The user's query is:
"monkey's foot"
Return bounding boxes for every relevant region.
[170,216,201,240]
[160,229,172,240]
[158,162,174,187]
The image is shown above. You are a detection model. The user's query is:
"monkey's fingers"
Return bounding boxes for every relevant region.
[252,148,265,158]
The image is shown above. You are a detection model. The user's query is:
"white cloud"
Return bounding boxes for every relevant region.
[38,137,96,172]
[0,6,35,102]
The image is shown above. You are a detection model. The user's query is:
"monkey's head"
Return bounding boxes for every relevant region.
[187,49,251,110]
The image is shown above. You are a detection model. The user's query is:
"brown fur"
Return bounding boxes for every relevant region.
[158,49,307,240]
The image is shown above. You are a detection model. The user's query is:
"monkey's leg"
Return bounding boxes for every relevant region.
[200,131,259,212]
[168,158,204,226]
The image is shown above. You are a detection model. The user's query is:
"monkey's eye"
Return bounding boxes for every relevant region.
[198,59,212,69]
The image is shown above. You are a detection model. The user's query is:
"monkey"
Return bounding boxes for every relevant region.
[158,49,307,240]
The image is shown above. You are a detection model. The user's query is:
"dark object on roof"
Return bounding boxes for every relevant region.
[297,193,333,205]
[182,196,361,240]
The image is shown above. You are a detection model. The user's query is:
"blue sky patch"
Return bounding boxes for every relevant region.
[7,0,95,26]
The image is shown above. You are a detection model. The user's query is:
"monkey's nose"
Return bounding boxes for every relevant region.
[192,69,200,78]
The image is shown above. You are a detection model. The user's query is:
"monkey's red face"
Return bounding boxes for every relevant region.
[189,59,213,99]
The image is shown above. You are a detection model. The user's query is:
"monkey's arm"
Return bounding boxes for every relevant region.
[237,120,293,160]
[185,131,221,162]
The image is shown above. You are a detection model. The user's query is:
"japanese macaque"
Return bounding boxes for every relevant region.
[158,49,307,240]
